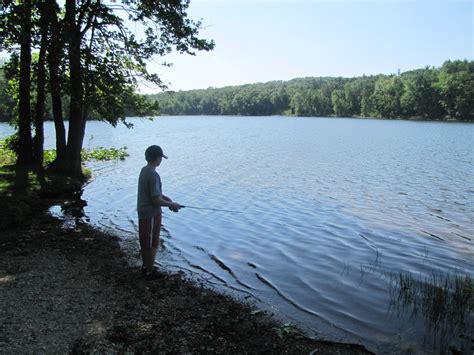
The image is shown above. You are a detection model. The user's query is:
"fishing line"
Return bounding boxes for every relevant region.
[181,205,241,213]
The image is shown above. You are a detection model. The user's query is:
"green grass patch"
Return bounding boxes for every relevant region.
[0,139,16,166]
[0,168,15,195]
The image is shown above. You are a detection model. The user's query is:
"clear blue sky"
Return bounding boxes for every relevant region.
[142,0,472,93]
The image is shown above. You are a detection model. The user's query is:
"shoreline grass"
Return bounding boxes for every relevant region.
[388,270,473,352]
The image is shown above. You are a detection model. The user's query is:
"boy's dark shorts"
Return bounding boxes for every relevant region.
[138,213,162,249]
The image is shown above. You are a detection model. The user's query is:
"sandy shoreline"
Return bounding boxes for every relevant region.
[0,211,372,354]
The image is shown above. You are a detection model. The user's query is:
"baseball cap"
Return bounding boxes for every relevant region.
[145,145,168,162]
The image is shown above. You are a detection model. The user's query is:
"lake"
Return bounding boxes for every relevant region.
[1,116,473,353]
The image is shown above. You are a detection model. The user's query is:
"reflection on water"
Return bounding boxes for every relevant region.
[49,193,89,227]
[2,116,473,353]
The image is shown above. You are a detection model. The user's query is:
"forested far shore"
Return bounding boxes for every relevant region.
[146,60,473,121]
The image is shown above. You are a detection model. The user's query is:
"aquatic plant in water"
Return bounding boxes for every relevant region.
[389,270,473,352]
[0,139,129,167]
[81,146,129,162]
[44,146,129,165]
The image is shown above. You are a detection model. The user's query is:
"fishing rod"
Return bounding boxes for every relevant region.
[180,205,241,213]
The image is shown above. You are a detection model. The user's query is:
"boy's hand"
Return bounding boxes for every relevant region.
[169,202,182,212]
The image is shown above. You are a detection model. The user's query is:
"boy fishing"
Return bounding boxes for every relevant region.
[137,145,182,280]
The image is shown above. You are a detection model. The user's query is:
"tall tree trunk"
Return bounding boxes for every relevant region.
[17,0,33,167]
[82,15,96,138]
[47,0,66,163]
[64,0,85,177]
[33,2,50,169]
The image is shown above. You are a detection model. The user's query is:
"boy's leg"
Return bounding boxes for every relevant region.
[146,247,157,272]
[140,246,147,267]
[138,214,162,274]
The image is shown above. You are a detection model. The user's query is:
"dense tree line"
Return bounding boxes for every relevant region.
[148,60,473,121]
[0,0,213,177]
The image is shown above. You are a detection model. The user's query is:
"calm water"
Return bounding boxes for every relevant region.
[2,116,473,353]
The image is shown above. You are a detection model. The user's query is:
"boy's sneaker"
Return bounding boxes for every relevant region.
[144,269,167,281]
[141,265,159,276]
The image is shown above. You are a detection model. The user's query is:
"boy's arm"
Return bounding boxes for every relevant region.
[151,195,182,210]
[161,195,172,202]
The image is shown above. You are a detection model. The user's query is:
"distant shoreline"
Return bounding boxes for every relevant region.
[1,114,472,125]
[146,61,473,121]
[145,114,473,123]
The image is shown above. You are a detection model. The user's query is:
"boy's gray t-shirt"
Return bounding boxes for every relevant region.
[137,165,162,219]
